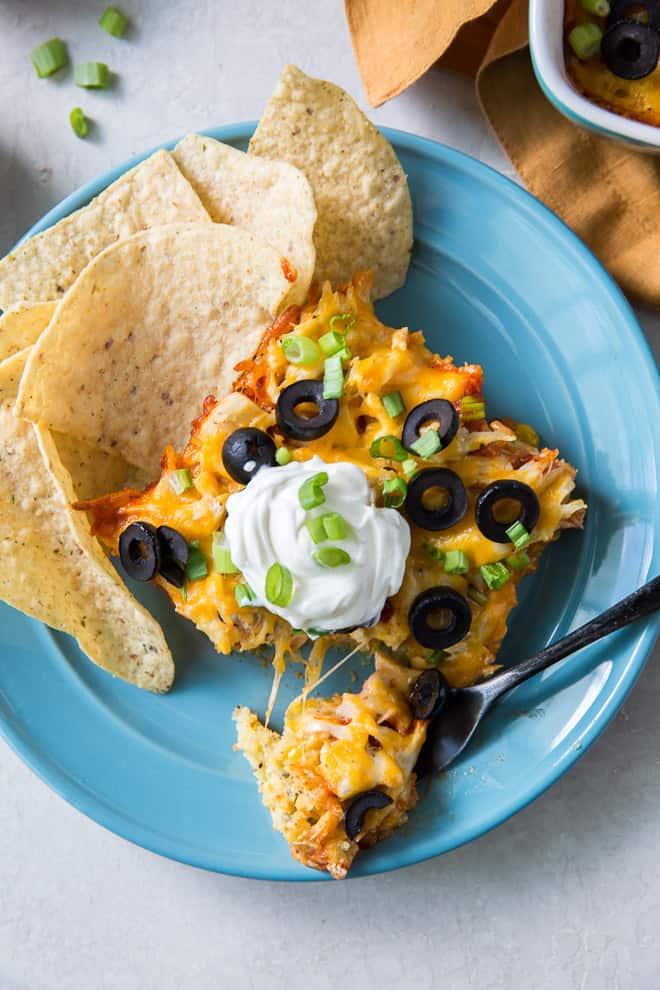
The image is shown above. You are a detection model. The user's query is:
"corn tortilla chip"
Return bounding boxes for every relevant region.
[0,350,174,692]
[0,150,210,312]
[249,64,413,299]
[0,302,56,361]
[173,134,316,306]
[16,222,295,475]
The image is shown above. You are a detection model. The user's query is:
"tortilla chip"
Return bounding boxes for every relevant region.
[173,134,316,306]
[0,302,56,361]
[0,150,210,311]
[0,350,174,692]
[248,64,413,299]
[16,222,294,475]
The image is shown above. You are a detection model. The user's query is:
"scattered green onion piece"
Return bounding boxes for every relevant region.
[313,547,352,568]
[69,107,89,139]
[410,429,441,459]
[329,313,356,332]
[321,511,348,540]
[234,583,255,608]
[460,395,486,421]
[31,38,68,78]
[382,390,405,418]
[181,583,187,602]
[74,61,111,89]
[298,471,329,510]
[480,561,510,591]
[383,477,407,508]
[318,330,346,356]
[323,354,344,399]
[444,549,470,575]
[281,333,322,368]
[369,435,407,462]
[265,562,293,606]
[169,468,193,495]
[185,541,208,582]
[568,23,602,60]
[422,541,445,562]
[580,0,609,15]
[212,532,239,574]
[508,549,531,572]
[275,446,292,466]
[505,520,531,549]
[335,345,352,363]
[515,422,540,447]
[467,587,487,606]
[305,516,327,545]
[428,649,449,664]
[99,6,129,37]
[306,627,328,637]
[402,458,418,479]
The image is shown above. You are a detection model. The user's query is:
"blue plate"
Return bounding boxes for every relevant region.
[1,125,658,881]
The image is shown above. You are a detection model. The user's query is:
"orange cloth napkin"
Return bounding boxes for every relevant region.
[345,0,660,307]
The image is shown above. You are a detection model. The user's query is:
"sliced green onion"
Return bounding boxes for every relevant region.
[505,520,531,549]
[298,471,329,510]
[169,468,193,495]
[323,354,344,399]
[369,435,407,462]
[382,391,405,418]
[515,423,540,447]
[508,549,531,572]
[313,547,351,568]
[99,6,129,37]
[444,549,470,574]
[329,313,355,332]
[467,586,487,606]
[69,107,89,138]
[74,61,111,89]
[383,477,407,508]
[186,541,208,582]
[234,583,255,608]
[581,0,609,15]
[335,345,352,363]
[318,330,346,356]
[212,532,238,574]
[31,38,68,78]
[402,458,418,479]
[460,396,485,421]
[265,562,293,606]
[568,23,602,59]
[410,429,441,459]
[321,511,348,540]
[281,333,322,368]
[181,583,187,602]
[305,516,327,545]
[480,561,510,591]
[275,446,292,466]
[428,649,449,664]
[421,541,445,562]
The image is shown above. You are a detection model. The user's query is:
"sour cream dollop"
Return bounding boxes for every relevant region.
[224,456,411,633]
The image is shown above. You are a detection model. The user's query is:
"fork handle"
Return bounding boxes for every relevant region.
[478,574,660,703]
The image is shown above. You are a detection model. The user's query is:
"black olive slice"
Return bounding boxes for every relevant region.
[607,1,660,31]
[474,479,540,544]
[221,427,277,485]
[602,20,659,79]
[159,558,185,589]
[408,587,472,649]
[344,790,393,841]
[409,669,449,720]
[276,379,339,441]
[157,525,189,566]
[404,467,468,531]
[402,399,458,453]
[119,521,160,582]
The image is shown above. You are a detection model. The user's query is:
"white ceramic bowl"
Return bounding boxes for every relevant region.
[529,0,660,152]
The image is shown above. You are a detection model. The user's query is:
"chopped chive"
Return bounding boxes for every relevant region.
[428,649,449,664]
[74,61,111,89]
[444,549,470,574]
[568,22,602,59]
[185,541,208,582]
[69,107,89,138]
[305,515,327,545]
[168,468,193,495]
[402,458,418,479]
[383,476,407,508]
[382,391,405,418]
[31,38,68,78]
[480,561,510,591]
[99,6,129,37]
[581,0,610,14]
[281,333,321,368]
[275,446,292,466]
[212,532,239,574]
[313,547,351,568]
[265,562,293,606]
[318,330,346,356]
[460,395,486,421]
[321,511,348,540]
[323,354,344,399]
[508,549,531,571]
[467,586,487,606]
[329,313,355,332]
[234,583,255,608]
[298,471,329,510]
[410,429,441,459]
[421,541,445,562]
[505,520,531,549]
[515,423,540,447]
[369,435,407,462]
